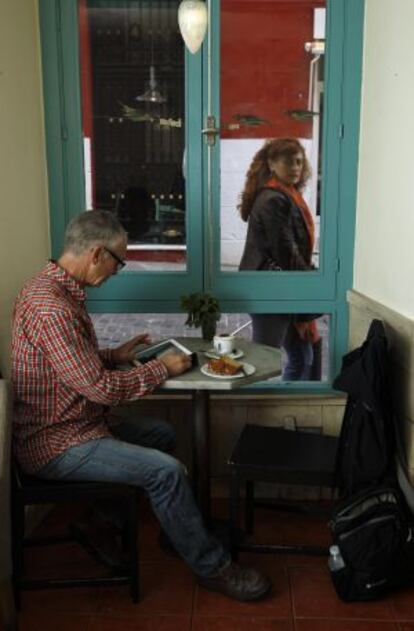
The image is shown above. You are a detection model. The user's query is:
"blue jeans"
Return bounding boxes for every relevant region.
[38,414,230,578]
[251,314,313,381]
[282,324,313,381]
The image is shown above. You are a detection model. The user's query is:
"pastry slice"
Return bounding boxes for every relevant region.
[208,355,243,375]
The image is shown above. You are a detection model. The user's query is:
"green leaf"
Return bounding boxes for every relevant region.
[180,292,221,330]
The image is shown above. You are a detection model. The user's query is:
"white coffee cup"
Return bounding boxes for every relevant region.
[213,334,235,356]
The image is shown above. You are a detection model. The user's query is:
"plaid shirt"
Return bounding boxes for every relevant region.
[12,261,168,474]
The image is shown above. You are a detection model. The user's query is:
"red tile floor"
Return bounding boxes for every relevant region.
[15,498,414,631]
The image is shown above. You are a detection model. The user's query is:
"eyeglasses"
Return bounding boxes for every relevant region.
[103,246,126,272]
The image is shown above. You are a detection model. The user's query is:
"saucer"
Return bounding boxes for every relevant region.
[204,348,244,360]
[201,362,255,380]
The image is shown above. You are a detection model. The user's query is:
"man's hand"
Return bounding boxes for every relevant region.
[160,352,193,377]
[111,333,151,365]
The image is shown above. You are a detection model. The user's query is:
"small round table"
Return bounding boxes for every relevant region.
[160,337,282,522]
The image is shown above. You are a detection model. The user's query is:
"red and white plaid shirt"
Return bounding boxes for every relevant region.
[12,261,168,474]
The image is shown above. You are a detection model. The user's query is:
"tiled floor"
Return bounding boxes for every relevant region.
[16,499,414,631]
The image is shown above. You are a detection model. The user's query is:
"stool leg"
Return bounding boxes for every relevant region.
[229,471,240,560]
[127,495,139,603]
[121,505,129,553]
[11,494,25,611]
[245,481,255,535]
[0,578,18,631]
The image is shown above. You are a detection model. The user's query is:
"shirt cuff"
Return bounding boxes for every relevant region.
[99,348,114,367]
[145,358,169,382]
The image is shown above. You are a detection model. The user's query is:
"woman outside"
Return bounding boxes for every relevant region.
[239,137,321,381]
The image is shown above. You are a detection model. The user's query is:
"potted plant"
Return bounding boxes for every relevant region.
[180,292,221,341]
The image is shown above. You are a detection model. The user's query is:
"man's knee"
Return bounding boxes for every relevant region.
[155,455,187,490]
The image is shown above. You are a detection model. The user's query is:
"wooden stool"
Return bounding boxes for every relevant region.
[11,463,140,607]
[228,424,338,556]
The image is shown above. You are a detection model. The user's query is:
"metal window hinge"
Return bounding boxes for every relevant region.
[339,123,344,139]
[61,125,68,141]
[335,258,340,272]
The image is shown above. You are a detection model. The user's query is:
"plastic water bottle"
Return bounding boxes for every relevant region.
[328,545,345,571]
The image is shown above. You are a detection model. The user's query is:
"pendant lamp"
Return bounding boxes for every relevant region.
[135,32,167,104]
[135,65,166,104]
[178,0,208,54]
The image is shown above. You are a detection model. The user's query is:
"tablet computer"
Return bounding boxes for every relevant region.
[133,338,197,366]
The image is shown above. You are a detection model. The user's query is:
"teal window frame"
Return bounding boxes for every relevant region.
[206,1,342,302]
[38,0,364,391]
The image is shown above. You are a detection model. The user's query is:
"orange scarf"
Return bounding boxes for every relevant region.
[266,176,320,344]
[266,176,315,254]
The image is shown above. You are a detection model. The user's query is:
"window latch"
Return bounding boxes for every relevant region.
[202,115,220,146]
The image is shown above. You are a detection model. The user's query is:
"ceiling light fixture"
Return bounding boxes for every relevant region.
[178,0,208,55]
[135,31,166,104]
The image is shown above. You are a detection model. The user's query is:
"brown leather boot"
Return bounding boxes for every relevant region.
[197,562,271,601]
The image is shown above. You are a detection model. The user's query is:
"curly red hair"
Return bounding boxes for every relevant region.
[238,138,311,222]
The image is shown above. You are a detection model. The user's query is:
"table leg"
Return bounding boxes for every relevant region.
[192,390,211,523]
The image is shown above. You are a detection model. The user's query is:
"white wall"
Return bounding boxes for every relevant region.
[0,1,50,376]
[354,0,414,318]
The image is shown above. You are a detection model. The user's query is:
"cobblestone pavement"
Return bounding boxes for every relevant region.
[92,313,330,382]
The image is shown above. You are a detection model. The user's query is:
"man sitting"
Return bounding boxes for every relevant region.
[11,210,271,602]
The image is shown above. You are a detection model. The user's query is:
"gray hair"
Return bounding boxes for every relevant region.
[63,210,127,256]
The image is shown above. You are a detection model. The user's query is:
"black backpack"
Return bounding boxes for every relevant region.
[328,485,413,602]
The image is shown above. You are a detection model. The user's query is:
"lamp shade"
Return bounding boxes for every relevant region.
[178,0,208,54]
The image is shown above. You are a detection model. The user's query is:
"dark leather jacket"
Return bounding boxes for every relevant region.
[239,188,312,271]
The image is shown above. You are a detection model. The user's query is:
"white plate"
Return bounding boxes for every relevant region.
[204,348,244,360]
[200,362,256,380]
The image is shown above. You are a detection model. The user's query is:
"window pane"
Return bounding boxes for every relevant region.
[219,1,325,272]
[79,0,186,272]
[92,312,330,383]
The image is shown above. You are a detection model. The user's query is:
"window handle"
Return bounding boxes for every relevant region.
[202,115,220,146]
